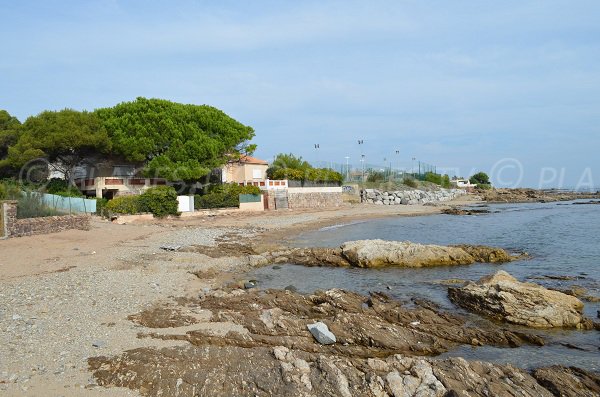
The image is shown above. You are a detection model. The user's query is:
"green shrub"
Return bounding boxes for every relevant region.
[95,197,109,217]
[195,192,239,209]
[476,184,492,190]
[367,171,385,183]
[272,168,305,181]
[403,177,418,188]
[16,191,65,219]
[239,184,261,195]
[0,180,22,200]
[139,186,179,217]
[470,172,491,185]
[196,183,262,209]
[105,195,144,214]
[441,174,451,189]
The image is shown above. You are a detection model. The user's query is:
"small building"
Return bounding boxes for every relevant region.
[450,178,477,191]
[221,155,269,184]
[73,162,166,198]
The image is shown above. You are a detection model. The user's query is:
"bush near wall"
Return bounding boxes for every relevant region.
[195,183,261,209]
[271,168,343,184]
[104,186,180,217]
[105,195,144,215]
[139,186,179,217]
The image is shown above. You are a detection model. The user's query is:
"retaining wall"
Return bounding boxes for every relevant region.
[1,201,90,238]
[287,187,343,209]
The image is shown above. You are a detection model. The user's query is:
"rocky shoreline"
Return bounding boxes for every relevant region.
[2,202,599,396]
[88,287,600,396]
[480,188,600,203]
[84,238,600,396]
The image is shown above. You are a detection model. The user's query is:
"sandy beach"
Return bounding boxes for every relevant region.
[0,198,482,396]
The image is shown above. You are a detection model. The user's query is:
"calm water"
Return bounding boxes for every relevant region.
[249,200,600,370]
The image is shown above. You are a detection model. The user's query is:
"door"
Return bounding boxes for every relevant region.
[274,190,289,210]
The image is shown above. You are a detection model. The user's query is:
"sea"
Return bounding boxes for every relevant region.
[248,200,600,370]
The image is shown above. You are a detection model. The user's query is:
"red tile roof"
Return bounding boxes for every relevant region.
[237,155,268,165]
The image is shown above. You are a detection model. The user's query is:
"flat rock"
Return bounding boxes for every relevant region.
[340,240,476,268]
[448,270,592,329]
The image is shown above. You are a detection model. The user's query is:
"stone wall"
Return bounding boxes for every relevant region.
[1,201,91,238]
[287,187,343,209]
[361,188,466,205]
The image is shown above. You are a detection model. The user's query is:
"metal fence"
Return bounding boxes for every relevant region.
[309,160,439,182]
[41,193,97,214]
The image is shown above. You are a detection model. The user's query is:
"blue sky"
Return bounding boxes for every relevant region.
[1,0,599,188]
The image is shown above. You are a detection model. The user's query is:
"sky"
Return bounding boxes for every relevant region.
[1,0,599,188]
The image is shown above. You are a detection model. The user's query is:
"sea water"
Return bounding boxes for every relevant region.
[249,200,600,370]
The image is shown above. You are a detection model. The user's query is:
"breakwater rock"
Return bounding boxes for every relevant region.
[89,288,600,397]
[262,240,524,268]
[449,270,594,329]
[360,188,466,205]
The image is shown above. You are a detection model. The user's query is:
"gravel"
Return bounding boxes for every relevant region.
[0,225,253,396]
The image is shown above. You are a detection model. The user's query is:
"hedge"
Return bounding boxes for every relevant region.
[105,186,179,217]
[195,183,262,209]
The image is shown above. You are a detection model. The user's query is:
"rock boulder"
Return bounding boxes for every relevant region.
[341,240,481,268]
[448,271,592,329]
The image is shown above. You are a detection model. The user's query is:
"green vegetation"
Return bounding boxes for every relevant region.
[16,191,65,219]
[424,172,451,188]
[0,98,256,184]
[195,183,261,209]
[105,195,144,215]
[139,186,179,218]
[95,197,109,217]
[3,109,111,181]
[267,153,342,184]
[367,171,385,183]
[104,186,180,217]
[95,97,256,181]
[0,110,22,178]
[402,177,419,188]
[0,179,22,200]
[44,178,83,197]
[470,172,491,186]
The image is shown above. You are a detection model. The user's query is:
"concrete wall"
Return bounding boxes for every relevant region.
[222,163,268,183]
[1,201,90,238]
[286,187,343,209]
[239,195,264,212]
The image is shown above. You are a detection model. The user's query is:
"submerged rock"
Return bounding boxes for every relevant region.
[448,270,593,329]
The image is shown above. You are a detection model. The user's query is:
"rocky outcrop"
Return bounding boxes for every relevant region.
[187,240,524,270]
[339,240,522,268]
[481,188,600,203]
[532,366,600,397]
[88,288,599,397]
[448,271,593,329]
[361,188,466,205]
[340,240,475,268]
[451,244,521,263]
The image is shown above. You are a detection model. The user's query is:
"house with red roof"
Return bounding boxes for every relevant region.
[221,155,269,184]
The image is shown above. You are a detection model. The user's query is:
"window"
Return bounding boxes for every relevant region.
[252,168,262,179]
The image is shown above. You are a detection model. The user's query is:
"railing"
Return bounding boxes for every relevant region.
[75,177,167,189]
[240,179,289,190]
